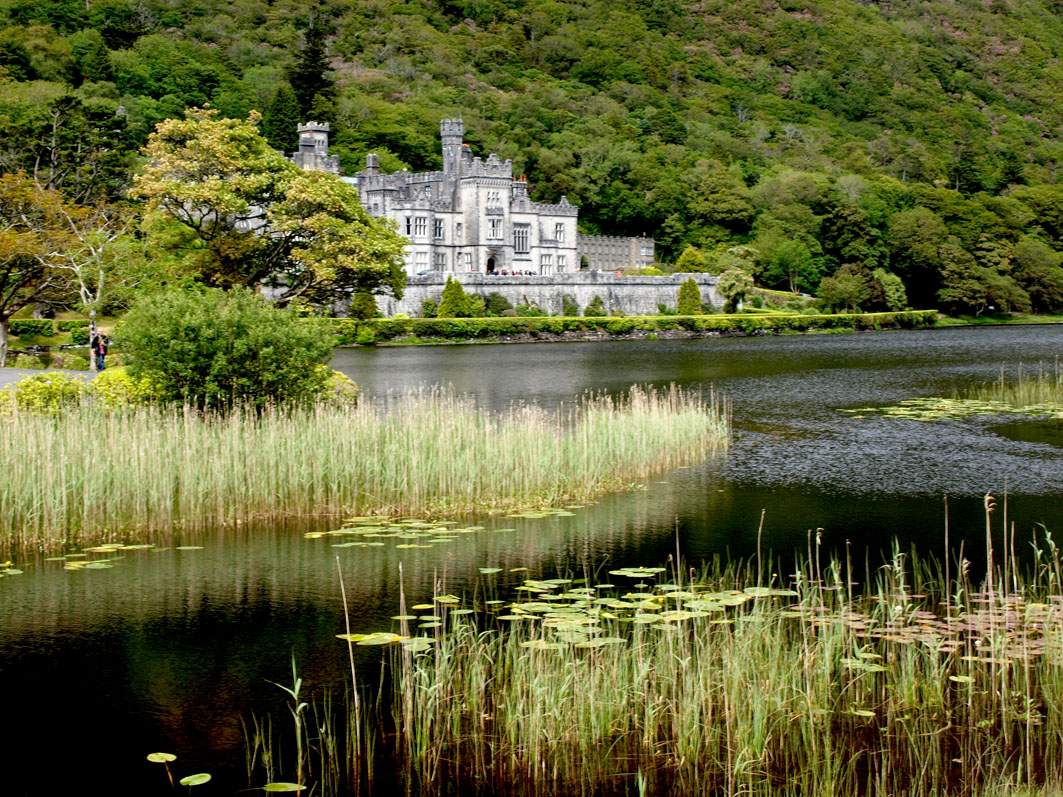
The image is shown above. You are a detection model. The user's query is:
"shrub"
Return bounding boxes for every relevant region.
[677,278,702,315]
[89,366,162,408]
[486,292,514,316]
[116,287,333,410]
[56,320,90,332]
[49,351,91,370]
[350,292,382,320]
[355,326,378,345]
[437,276,474,318]
[467,295,486,318]
[10,319,54,338]
[6,372,87,413]
[71,328,90,345]
[515,303,547,317]
[561,294,580,316]
[320,366,359,406]
[751,295,763,308]
[11,353,45,369]
[583,296,607,317]
[421,298,438,318]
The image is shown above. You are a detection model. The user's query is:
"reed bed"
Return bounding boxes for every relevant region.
[332,536,1063,797]
[964,360,1063,408]
[0,384,726,544]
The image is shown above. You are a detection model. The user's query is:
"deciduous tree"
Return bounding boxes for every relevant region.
[130,109,406,307]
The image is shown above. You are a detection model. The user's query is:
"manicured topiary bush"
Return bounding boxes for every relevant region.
[677,278,702,315]
[10,319,54,337]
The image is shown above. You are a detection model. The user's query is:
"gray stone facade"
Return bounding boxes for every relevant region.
[380,272,720,317]
[357,119,580,277]
[578,234,655,271]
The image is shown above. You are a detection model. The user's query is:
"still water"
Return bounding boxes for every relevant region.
[4,325,1063,794]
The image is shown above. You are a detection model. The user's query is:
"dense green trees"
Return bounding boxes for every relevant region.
[2,0,1063,313]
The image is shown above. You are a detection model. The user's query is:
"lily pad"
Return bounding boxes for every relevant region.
[147,752,176,763]
[180,773,212,786]
[262,784,306,792]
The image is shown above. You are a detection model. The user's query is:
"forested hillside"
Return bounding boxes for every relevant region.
[3,0,1063,312]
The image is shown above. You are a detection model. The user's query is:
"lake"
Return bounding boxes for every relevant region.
[4,325,1063,794]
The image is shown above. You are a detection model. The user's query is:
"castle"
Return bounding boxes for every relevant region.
[289,120,654,276]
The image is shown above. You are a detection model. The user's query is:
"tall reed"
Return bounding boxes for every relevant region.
[372,537,1063,797]
[0,385,726,544]
[962,359,1063,407]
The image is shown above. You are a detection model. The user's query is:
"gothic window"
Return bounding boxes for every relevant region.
[540,254,553,274]
[405,217,412,235]
[434,251,447,269]
[433,219,445,239]
[415,251,428,269]
[455,222,463,241]
[488,218,502,240]
[487,190,501,207]
[463,253,472,270]
[513,226,530,253]
[414,217,427,236]
[554,222,565,243]
[557,254,567,272]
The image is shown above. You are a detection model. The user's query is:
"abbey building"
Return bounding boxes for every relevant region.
[290,120,654,276]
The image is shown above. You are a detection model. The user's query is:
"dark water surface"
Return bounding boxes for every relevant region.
[4,326,1063,794]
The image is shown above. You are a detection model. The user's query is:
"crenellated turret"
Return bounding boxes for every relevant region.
[441,118,464,175]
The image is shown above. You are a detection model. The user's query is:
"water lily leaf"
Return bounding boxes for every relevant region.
[262,784,305,792]
[521,640,564,650]
[410,604,435,610]
[336,633,368,642]
[434,595,461,604]
[851,709,876,718]
[175,546,204,551]
[949,675,974,684]
[391,615,418,621]
[401,638,434,652]
[180,773,211,786]
[479,567,503,574]
[356,632,405,646]
[4,568,23,575]
[147,752,176,763]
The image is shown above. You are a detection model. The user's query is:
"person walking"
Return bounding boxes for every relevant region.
[91,331,108,371]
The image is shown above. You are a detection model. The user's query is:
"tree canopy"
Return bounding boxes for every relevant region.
[130,108,407,306]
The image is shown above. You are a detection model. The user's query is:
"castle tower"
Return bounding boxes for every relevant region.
[294,122,339,174]
[440,118,464,174]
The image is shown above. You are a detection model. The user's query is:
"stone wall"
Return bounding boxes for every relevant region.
[376,272,721,317]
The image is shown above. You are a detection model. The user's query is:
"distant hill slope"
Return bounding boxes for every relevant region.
[3,0,1063,311]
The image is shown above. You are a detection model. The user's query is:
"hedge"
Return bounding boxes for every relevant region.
[71,328,90,345]
[56,320,90,332]
[9,319,55,337]
[332,311,938,345]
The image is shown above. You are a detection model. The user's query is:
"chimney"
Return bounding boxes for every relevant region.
[366,153,380,176]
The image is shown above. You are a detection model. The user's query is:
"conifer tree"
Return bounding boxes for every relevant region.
[264,85,300,153]
[677,277,702,315]
[437,276,470,317]
[350,291,381,320]
[287,22,335,121]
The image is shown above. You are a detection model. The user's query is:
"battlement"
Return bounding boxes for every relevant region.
[528,196,578,216]
[465,156,514,179]
[298,121,330,134]
[440,118,464,137]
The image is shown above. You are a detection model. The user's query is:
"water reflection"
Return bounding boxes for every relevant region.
[5,325,1063,794]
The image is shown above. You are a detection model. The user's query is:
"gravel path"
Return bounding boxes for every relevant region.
[0,367,96,388]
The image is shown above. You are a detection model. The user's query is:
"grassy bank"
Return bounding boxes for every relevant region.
[296,532,1063,797]
[0,385,726,545]
[333,310,937,345]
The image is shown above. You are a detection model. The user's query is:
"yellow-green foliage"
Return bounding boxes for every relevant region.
[2,372,87,414]
[319,366,359,407]
[89,366,162,409]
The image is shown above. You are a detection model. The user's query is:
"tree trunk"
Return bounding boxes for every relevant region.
[0,319,8,368]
